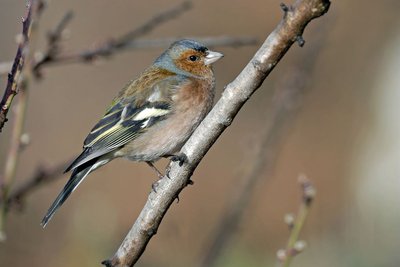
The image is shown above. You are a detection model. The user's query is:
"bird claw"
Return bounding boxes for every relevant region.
[170,153,188,166]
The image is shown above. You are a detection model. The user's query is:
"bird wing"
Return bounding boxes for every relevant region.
[65,75,185,172]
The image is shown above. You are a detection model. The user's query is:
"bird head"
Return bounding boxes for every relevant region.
[155,39,224,78]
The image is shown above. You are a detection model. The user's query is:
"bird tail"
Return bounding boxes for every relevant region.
[41,157,107,228]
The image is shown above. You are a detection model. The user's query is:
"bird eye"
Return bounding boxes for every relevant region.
[188,55,198,61]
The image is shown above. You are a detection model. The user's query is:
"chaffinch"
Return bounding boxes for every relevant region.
[41,39,223,227]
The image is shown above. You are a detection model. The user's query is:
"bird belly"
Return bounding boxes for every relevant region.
[116,77,214,162]
[117,105,209,162]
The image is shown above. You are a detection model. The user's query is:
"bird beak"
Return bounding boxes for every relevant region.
[204,50,224,65]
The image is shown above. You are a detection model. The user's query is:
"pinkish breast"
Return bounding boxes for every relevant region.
[117,78,215,162]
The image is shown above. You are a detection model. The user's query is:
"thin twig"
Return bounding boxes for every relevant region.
[0,36,256,75]
[32,10,74,78]
[29,36,257,67]
[0,87,28,241]
[43,1,193,64]
[102,0,330,266]
[0,0,192,80]
[276,175,316,267]
[199,21,329,267]
[0,0,256,76]
[5,161,69,210]
[0,0,45,240]
[0,0,34,132]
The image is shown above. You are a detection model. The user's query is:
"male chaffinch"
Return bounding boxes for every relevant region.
[41,39,223,227]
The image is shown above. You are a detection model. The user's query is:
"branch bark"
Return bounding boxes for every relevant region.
[0,0,35,132]
[199,21,329,267]
[102,0,330,266]
[0,0,45,241]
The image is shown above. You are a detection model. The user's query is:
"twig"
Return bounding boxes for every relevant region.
[32,10,74,78]
[0,86,28,241]
[5,161,67,210]
[27,36,257,67]
[0,0,45,240]
[102,0,330,266]
[0,0,192,79]
[276,175,316,267]
[0,0,34,132]
[39,1,193,64]
[0,1,256,76]
[0,36,256,75]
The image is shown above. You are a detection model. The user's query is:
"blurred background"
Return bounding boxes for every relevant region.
[1,0,400,266]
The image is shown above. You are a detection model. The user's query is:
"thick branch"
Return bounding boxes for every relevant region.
[103,0,330,266]
[199,22,329,267]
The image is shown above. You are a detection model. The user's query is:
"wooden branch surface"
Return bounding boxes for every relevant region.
[103,0,331,266]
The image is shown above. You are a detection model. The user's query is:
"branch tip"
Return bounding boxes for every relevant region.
[298,174,316,206]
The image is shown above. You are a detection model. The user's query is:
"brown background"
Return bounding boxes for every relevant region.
[1,1,400,266]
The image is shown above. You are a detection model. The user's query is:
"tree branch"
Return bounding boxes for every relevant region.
[0,0,256,76]
[102,0,330,266]
[0,0,45,240]
[29,36,257,68]
[33,0,193,68]
[198,21,329,267]
[0,0,35,132]
[0,36,256,76]
[32,10,74,78]
[198,28,327,267]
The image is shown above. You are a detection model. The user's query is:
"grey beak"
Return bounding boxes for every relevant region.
[204,50,224,65]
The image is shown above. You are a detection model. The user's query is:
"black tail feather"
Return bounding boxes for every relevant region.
[41,158,98,227]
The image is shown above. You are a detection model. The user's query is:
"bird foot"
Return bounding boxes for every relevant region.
[169,153,188,166]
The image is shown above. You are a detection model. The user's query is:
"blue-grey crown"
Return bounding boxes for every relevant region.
[171,39,208,53]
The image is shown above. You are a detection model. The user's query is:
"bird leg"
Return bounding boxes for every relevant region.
[146,161,164,178]
[146,161,165,193]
